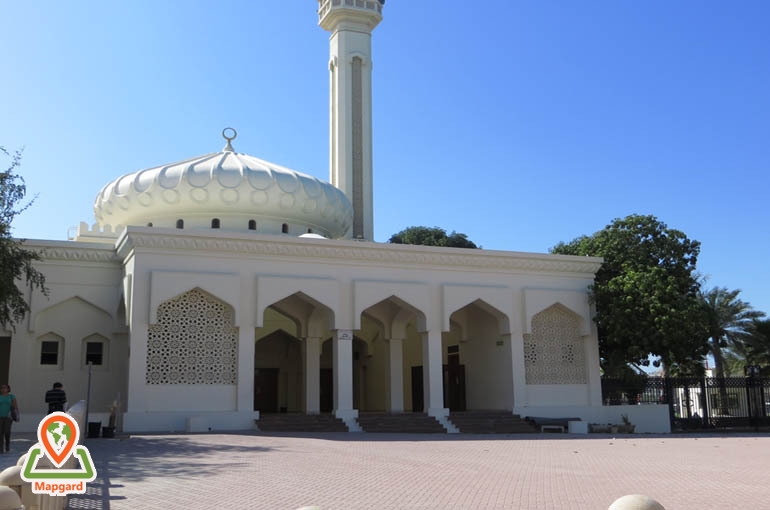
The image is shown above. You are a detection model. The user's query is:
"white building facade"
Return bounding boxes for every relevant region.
[3,1,668,434]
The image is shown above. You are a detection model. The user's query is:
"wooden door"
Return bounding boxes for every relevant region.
[254,368,279,413]
[411,366,424,412]
[320,368,333,413]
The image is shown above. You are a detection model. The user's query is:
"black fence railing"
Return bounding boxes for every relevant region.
[601,376,770,430]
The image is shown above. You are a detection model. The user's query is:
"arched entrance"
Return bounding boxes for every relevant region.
[445,299,512,411]
[253,328,301,413]
[255,292,334,415]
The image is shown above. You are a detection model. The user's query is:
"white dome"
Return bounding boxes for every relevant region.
[94,133,353,238]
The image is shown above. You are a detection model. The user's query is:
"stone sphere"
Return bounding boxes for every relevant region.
[0,465,23,487]
[608,494,666,510]
[0,486,22,510]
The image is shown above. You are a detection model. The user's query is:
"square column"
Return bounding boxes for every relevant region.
[422,330,448,418]
[237,327,255,412]
[333,329,358,420]
[387,337,404,413]
[303,337,322,414]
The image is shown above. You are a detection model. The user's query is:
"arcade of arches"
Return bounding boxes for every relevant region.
[148,288,591,419]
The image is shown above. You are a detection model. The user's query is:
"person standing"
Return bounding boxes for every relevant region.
[0,384,18,453]
[45,382,67,413]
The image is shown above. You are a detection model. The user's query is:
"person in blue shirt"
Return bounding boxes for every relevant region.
[0,384,18,453]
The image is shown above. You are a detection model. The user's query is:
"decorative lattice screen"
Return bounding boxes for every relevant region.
[147,288,237,385]
[523,304,586,384]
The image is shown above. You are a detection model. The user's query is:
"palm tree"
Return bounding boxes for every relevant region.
[701,287,765,415]
[742,319,770,376]
[702,287,764,377]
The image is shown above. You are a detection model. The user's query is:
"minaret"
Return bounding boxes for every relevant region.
[318,0,384,241]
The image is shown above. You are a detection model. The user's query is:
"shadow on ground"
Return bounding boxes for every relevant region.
[66,436,274,509]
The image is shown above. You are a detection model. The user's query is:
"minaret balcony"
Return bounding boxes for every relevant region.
[318,0,384,29]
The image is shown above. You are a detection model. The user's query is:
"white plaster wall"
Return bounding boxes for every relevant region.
[523,385,591,407]
[10,252,125,432]
[145,386,236,412]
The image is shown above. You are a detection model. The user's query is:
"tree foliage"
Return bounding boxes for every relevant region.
[0,146,46,330]
[551,214,708,375]
[700,287,765,379]
[743,319,770,376]
[388,226,479,249]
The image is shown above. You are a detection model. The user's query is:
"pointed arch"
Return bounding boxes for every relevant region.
[522,289,591,335]
[147,288,237,385]
[256,276,339,329]
[353,281,430,332]
[524,303,587,385]
[33,296,112,333]
[149,270,240,326]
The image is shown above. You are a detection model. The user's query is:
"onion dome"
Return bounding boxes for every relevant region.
[93,129,352,238]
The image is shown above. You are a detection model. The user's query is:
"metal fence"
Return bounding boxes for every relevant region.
[601,376,770,430]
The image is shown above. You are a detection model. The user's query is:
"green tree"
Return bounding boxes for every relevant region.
[388,226,479,249]
[0,146,46,329]
[551,214,708,375]
[700,287,765,379]
[743,319,770,376]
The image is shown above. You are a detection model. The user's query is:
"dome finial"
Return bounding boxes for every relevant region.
[222,127,237,152]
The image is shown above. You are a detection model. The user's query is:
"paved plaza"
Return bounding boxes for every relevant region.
[2,431,769,509]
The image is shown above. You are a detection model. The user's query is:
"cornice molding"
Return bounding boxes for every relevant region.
[116,229,602,276]
[24,240,121,264]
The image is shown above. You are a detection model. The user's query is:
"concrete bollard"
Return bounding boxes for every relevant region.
[608,494,665,510]
[0,486,22,510]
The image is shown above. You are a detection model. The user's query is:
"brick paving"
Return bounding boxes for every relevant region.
[2,431,769,509]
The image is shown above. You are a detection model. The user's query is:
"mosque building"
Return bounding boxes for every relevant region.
[6,1,665,434]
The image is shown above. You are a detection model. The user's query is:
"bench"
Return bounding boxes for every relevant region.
[525,416,582,433]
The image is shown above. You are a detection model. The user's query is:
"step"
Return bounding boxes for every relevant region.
[257,413,349,432]
[357,413,447,434]
[449,411,539,434]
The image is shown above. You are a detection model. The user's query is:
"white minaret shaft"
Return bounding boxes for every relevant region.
[319,0,383,241]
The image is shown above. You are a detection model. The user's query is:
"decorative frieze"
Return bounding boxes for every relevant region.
[117,230,602,275]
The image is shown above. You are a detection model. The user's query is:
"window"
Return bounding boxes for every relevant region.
[41,341,59,365]
[81,334,109,369]
[307,228,313,234]
[85,342,104,365]
[248,220,256,231]
[211,218,220,229]
[176,219,184,229]
[282,223,289,234]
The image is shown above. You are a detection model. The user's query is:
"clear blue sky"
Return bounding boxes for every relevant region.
[1,1,768,315]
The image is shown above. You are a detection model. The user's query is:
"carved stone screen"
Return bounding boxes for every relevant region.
[147,288,237,385]
[523,304,586,385]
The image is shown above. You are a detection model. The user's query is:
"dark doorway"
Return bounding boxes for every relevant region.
[0,337,9,386]
[320,368,333,413]
[254,368,279,412]
[411,366,424,412]
[412,363,466,412]
[445,355,466,411]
